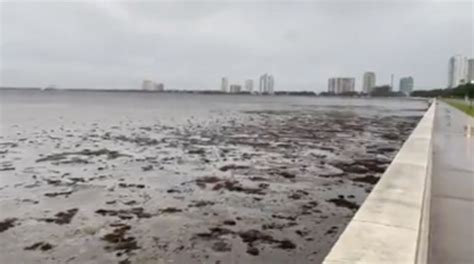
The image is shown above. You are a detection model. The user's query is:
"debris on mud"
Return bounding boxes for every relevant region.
[212,240,232,252]
[352,175,380,185]
[195,227,235,240]
[325,226,339,236]
[24,241,54,251]
[222,220,236,226]
[0,218,17,232]
[44,190,73,197]
[212,179,266,195]
[102,223,140,253]
[0,94,424,263]
[40,208,78,225]
[238,229,297,254]
[36,148,130,163]
[141,165,153,171]
[276,171,295,179]
[219,164,250,172]
[188,200,215,208]
[159,207,182,214]
[118,183,145,189]
[195,176,221,188]
[107,134,160,146]
[95,207,153,219]
[0,161,15,171]
[327,196,359,210]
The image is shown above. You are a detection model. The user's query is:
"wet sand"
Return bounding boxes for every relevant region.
[0,91,426,264]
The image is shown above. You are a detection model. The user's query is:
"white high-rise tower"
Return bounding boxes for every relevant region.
[245,79,254,92]
[467,59,474,83]
[362,72,376,94]
[448,55,469,88]
[221,77,229,93]
[258,74,274,94]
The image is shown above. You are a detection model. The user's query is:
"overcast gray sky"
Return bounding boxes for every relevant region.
[1,0,473,91]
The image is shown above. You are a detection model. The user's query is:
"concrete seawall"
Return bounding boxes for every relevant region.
[323,100,436,264]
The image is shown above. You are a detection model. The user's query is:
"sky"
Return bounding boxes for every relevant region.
[0,0,473,91]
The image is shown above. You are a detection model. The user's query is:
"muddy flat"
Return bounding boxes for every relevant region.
[0,90,426,264]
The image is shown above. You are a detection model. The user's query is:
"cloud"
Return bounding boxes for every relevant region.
[1,0,472,91]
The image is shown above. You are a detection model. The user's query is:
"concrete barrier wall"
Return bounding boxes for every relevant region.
[323,101,436,264]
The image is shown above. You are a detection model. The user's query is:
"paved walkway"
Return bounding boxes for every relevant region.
[429,101,474,263]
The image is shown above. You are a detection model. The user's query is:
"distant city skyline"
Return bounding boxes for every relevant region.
[1,1,472,91]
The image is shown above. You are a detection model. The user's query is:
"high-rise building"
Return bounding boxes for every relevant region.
[229,84,242,93]
[390,74,394,91]
[142,80,154,90]
[221,77,229,93]
[259,74,267,93]
[468,59,474,83]
[399,76,414,96]
[245,79,254,92]
[259,74,275,94]
[448,55,469,88]
[362,72,376,94]
[154,83,164,91]
[267,75,274,94]
[328,77,355,94]
[142,80,164,91]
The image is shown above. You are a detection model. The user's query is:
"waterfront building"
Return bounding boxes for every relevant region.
[448,55,469,88]
[154,83,164,91]
[267,75,274,94]
[399,76,414,96]
[362,72,376,94]
[259,74,275,94]
[468,59,474,83]
[259,74,267,93]
[229,84,242,93]
[328,77,355,94]
[245,79,254,92]
[142,80,154,90]
[142,80,164,91]
[221,77,229,93]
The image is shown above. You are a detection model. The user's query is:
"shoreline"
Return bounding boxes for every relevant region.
[0,87,421,99]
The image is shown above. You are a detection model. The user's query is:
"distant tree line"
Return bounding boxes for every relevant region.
[411,83,474,98]
[319,85,404,97]
[275,91,317,96]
